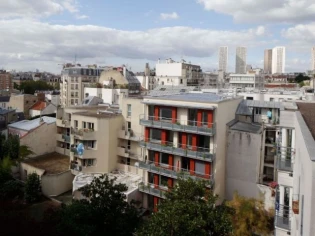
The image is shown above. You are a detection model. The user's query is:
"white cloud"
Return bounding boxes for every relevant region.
[282,23,315,50]
[76,15,89,19]
[198,0,315,23]
[0,19,267,72]
[0,0,82,19]
[160,12,179,20]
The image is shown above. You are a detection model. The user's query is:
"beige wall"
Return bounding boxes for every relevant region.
[41,171,74,196]
[20,163,45,181]
[20,122,57,157]
[215,97,243,200]
[9,94,38,118]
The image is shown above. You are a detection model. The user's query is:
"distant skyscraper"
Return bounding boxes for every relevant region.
[272,46,285,74]
[312,46,315,70]
[235,47,247,74]
[218,46,228,72]
[264,49,272,74]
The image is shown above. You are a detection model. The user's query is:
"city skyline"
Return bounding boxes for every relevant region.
[0,0,315,73]
[235,47,247,74]
[218,46,228,73]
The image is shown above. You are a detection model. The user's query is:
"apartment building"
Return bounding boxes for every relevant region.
[264,49,273,74]
[84,87,128,106]
[219,46,228,72]
[60,66,103,107]
[272,47,286,74]
[235,47,247,74]
[0,70,12,92]
[137,91,242,210]
[8,94,38,119]
[155,58,203,86]
[229,73,264,89]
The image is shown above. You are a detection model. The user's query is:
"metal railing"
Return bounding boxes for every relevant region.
[276,157,293,172]
[138,160,213,186]
[139,139,214,162]
[70,163,82,172]
[62,134,70,143]
[118,129,142,141]
[138,182,167,199]
[139,115,215,136]
[276,145,295,159]
[275,204,291,230]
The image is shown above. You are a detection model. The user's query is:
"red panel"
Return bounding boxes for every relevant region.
[192,135,197,151]
[154,106,159,121]
[190,159,195,175]
[171,107,177,123]
[205,163,211,179]
[153,197,159,212]
[197,110,202,127]
[154,174,159,187]
[145,127,150,142]
[167,178,173,188]
[168,155,173,170]
[161,130,167,145]
[207,111,213,128]
[182,133,187,149]
[154,152,159,166]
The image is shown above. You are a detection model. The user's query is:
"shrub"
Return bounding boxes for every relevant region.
[0,180,24,199]
[25,173,41,203]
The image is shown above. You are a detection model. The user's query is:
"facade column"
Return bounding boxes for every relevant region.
[279,185,285,217]
[281,128,287,159]
[289,187,293,209]
[173,132,178,147]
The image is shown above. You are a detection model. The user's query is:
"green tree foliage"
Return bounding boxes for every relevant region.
[19,80,54,94]
[0,179,24,199]
[2,135,20,161]
[19,145,34,159]
[58,174,141,236]
[295,73,310,84]
[137,178,234,236]
[24,173,41,203]
[0,134,5,160]
[227,192,274,236]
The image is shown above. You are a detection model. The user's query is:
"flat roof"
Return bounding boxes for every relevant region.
[8,116,56,131]
[297,103,315,140]
[73,171,142,194]
[22,152,70,174]
[243,100,284,110]
[73,111,121,118]
[228,120,262,134]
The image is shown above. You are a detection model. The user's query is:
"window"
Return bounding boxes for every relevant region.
[160,107,172,121]
[270,98,274,101]
[82,122,86,129]
[195,161,205,176]
[88,122,94,130]
[74,120,78,128]
[180,79,183,84]
[127,104,131,117]
[127,158,131,165]
[150,129,161,141]
[255,108,261,115]
[202,111,208,126]
[160,176,168,187]
[160,153,169,166]
[127,122,131,131]
[86,141,95,149]
[84,159,94,167]
[188,109,197,126]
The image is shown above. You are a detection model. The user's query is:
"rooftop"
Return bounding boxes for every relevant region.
[228,120,262,134]
[0,108,14,115]
[73,110,121,118]
[22,152,70,174]
[297,103,315,140]
[8,116,56,131]
[30,101,47,111]
[73,171,142,194]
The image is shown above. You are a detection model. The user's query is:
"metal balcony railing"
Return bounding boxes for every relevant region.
[138,160,213,186]
[276,145,295,159]
[139,115,215,136]
[117,129,142,141]
[276,157,293,172]
[62,134,70,143]
[138,182,167,199]
[139,139,214,162]
[72,128,96,140]
[275,204,291,230]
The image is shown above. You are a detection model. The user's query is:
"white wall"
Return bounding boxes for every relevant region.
[156,63,182,77]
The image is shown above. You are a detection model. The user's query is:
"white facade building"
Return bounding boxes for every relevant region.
[84,87,128,106]
[235,47,247,74]
[219,46,228,72]
[272,47,285,74]
[229,73,264,89]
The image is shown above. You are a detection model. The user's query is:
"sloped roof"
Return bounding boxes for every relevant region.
[30,101,46,111]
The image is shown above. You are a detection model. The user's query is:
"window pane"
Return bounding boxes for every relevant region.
[195,161,205,175]
[151,129,161,140]
[160,107,172,120]
[160,153,169,165]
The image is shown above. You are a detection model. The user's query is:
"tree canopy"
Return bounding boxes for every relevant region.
[295,74,310,84]
[227,192,274,236]
[19,80,54,94]
[57,174,141,236]
[137,178,234,236]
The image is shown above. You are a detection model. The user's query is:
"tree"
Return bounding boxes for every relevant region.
[227,192,274,236]
[24,173,41,203]
[19,80,54,94]
[295,73,310,84]
[58,174,141,236]
[2,135,20,162]
[19,145,34,159]
[137,178,234,236]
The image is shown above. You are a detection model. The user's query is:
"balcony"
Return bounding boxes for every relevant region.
[117,147,141,160]
[62,134,70,143]
[56,119,70,128]
[275,204,291,231]
[70,163,82,175]
[140,139,214,162]
[138,160,213,187]
[276,157,293,172]
[117,129,141,142]
[72,128,96,140]
[72,148,96,159]
[139,115,215,136]
[138,182,166,199]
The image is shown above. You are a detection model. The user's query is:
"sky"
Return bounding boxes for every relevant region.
[0,0,315,73]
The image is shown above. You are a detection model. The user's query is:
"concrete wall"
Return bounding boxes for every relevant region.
[215,97,243,199]
[20,122,57,157]
[29,104,56,117]
[20,163,45,181]
[8,94,38,118]
[41,171,74,196]
[226,129,262,200]
[156,63,183,77]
